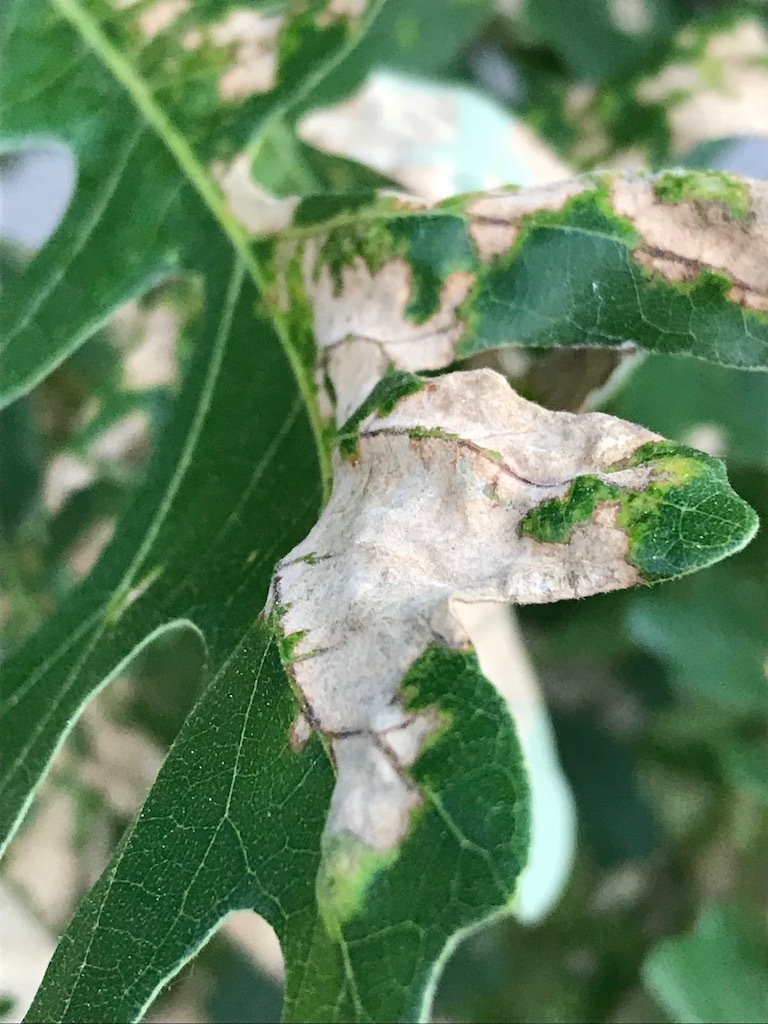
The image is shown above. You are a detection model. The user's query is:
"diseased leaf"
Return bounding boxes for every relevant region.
[525,10,768,172]
[270,367,755,930]
[263,169,768,429]
[24,621,530,1024]
[2,3,765,1020]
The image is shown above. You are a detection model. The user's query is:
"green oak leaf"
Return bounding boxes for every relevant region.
[0,0,388,861]
[0,0,377,428]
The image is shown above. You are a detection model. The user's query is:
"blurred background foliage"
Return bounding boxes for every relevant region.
[1,0,767,1021]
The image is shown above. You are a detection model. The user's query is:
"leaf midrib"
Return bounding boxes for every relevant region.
[49,0,330,489]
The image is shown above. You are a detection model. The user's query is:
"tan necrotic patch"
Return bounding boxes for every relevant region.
[300,241,475,421]
[466,179,585,261]
[206,9,283,101]
[612,175,768,305]
[137,0,189,40]
[212,154,299,235]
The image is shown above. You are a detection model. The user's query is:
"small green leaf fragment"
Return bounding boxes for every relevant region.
[337,370,425,458]
[519,441,758,582]
[519,476,618,544]
[278,627,308,664]
[653,170,752,221]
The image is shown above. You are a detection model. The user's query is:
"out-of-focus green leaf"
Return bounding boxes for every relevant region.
[643,904,768,1023]
[0,0,377,409]
[508,0,677,81]
[516,8,768,172]
[628,566,768,712]
[627,465,768,714]
[0,397,43,541]
[0,246,43,542]
[719,740,768,805]
[205,941,283,1024]
[251,117,397,198]
[552,711,659,867]
[606,354,768,470]
[304,0,494,109]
